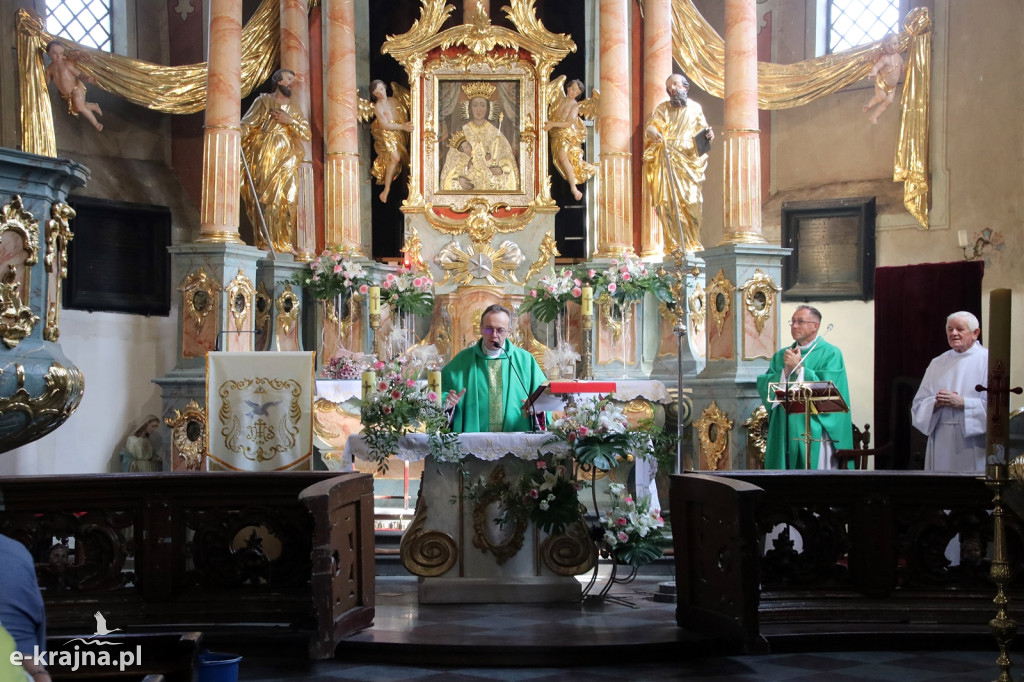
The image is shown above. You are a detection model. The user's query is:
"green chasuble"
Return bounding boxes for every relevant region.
[755,338,853,469]
[441,339,547,433]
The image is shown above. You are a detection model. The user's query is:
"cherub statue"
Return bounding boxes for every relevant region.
[863,33,904,124]
[543,77,599,201]
[45,41,104,131]
[359,80,414,203]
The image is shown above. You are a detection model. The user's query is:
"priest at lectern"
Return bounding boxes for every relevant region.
[442,304,547,432]
[756,305,853,469]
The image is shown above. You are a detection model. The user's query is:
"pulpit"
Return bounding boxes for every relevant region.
[345,433,597,604]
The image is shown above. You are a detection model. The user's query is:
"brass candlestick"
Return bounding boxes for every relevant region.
[580,312,594,379]
[987,462,1016,682]
[369,312,382,359]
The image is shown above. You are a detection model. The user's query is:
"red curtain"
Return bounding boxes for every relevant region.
[873,261,984,469]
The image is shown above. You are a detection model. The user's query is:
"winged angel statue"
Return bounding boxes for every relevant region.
[358,80,414,202]
[543,76,600,201]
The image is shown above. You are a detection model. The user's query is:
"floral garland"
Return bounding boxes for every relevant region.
[359,357,461,473]
[381,268,435,317]
[319,354,367,380]
[598,482,668,567]
[464,450,585,536]
[291,246,373,303]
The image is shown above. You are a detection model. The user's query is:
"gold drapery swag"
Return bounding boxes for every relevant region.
[672,1,932,228]
[16,0,318,157]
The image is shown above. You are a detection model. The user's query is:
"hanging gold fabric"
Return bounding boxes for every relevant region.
[16,0,319,157]
[672,1,932,228]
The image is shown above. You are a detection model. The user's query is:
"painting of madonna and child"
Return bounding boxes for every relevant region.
[437,80,522,195]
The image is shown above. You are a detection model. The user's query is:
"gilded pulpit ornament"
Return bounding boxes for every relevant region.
[0,361,84,451]
[275,282,301,337]
[179,268,219,333]
[740,269,780,336]
[435,238,525,286]
[166,399,206,471]
[742,404,769,468]
[471,465,527,565]
[706,269,735,336]
[695,401,734,471]
[225,268,255,333]
[0,196,41,348]
[44,201,75,342]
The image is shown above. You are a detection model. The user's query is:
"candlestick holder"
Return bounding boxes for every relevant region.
[369,312,382,359]
[986,462,1017,682]
[580,312,594,380]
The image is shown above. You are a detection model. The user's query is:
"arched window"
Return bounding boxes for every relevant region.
[45,0,129,54]
[827,0,907,53]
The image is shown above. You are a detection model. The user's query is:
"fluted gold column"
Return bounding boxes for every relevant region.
[639,0,672,259]
[720,0,766,245]
[323,0,361,252]
[594,0,633,259]
[281,0,316,260]
[198,0,244,244]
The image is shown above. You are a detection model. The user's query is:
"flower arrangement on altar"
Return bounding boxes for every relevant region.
[381,268,435,317]
[548,396,647,471]
[359,356,460,473]
[598,482,668,567]
[519,267,583,323]
[465,451,585,536]
[319,352,374,380]
[291,246,373,304]
[592,254,673,307]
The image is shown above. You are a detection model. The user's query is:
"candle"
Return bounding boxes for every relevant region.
[361,370,376,401]
[581,286,593,317]
[428,370,442,402]
[987,288,1012,460]
[957,230,970,248]
[369,286,380,315]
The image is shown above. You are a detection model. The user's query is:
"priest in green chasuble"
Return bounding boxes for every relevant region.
[442,304,547,433]
[756,305,853,469]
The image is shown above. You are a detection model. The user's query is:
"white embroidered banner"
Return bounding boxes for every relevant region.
[206,351,315,471]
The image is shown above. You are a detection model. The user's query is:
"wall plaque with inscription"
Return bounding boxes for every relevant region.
[64,196,171,316]
[781,197,875,301]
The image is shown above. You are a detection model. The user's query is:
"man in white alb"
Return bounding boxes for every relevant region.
[911,311,989,471]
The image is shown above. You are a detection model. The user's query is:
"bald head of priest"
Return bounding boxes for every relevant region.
[441,304,547,433]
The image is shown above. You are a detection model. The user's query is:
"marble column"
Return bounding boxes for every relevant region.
[639,0,672,259]
[281,0,316,261]
[323,0,362,252]
[197,0,244,245]
[720,0,765,245]
[594,0,633,259]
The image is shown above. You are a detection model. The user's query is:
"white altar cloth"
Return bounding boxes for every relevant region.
[611,379,672,404]
[344,432,570,464]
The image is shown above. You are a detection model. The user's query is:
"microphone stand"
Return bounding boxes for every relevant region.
[499,340,537,432]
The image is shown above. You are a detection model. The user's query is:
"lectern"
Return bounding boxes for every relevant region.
[522,380,617,416]
[769,380,849,469]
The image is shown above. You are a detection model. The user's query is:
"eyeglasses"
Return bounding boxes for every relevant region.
[482,326,508,336]
[789,319,817,326]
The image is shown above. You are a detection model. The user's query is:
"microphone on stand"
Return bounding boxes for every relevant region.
[787,323,835,382]
[497,339,537,432]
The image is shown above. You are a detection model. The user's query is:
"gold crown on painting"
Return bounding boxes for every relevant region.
[462,81,496,100]
[448,131,468,150]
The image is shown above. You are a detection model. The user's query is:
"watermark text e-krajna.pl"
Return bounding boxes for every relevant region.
[11,645,142,672]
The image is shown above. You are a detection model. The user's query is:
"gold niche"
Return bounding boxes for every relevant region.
[275,282,301,338]
[740,269,781,336]
[165,400,207,471]
[695,401,734,471]
[179,268,220,333]
[706,269,735,337]
[225,268,255,333]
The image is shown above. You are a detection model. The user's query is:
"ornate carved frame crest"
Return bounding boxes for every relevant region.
[225,268,255,333]
[740,268,780,336]
[695,400,734,471]
[383,0,573,232]
[0,196,41,348]
[706,269,736,337]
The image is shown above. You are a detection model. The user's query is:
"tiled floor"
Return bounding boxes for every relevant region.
[238,576,1007,681]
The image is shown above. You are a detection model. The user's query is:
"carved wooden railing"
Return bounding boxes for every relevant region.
[670,471,1024,652]
[0,472,374,657]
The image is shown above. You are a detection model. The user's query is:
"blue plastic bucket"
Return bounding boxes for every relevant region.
[197,651,242,682]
